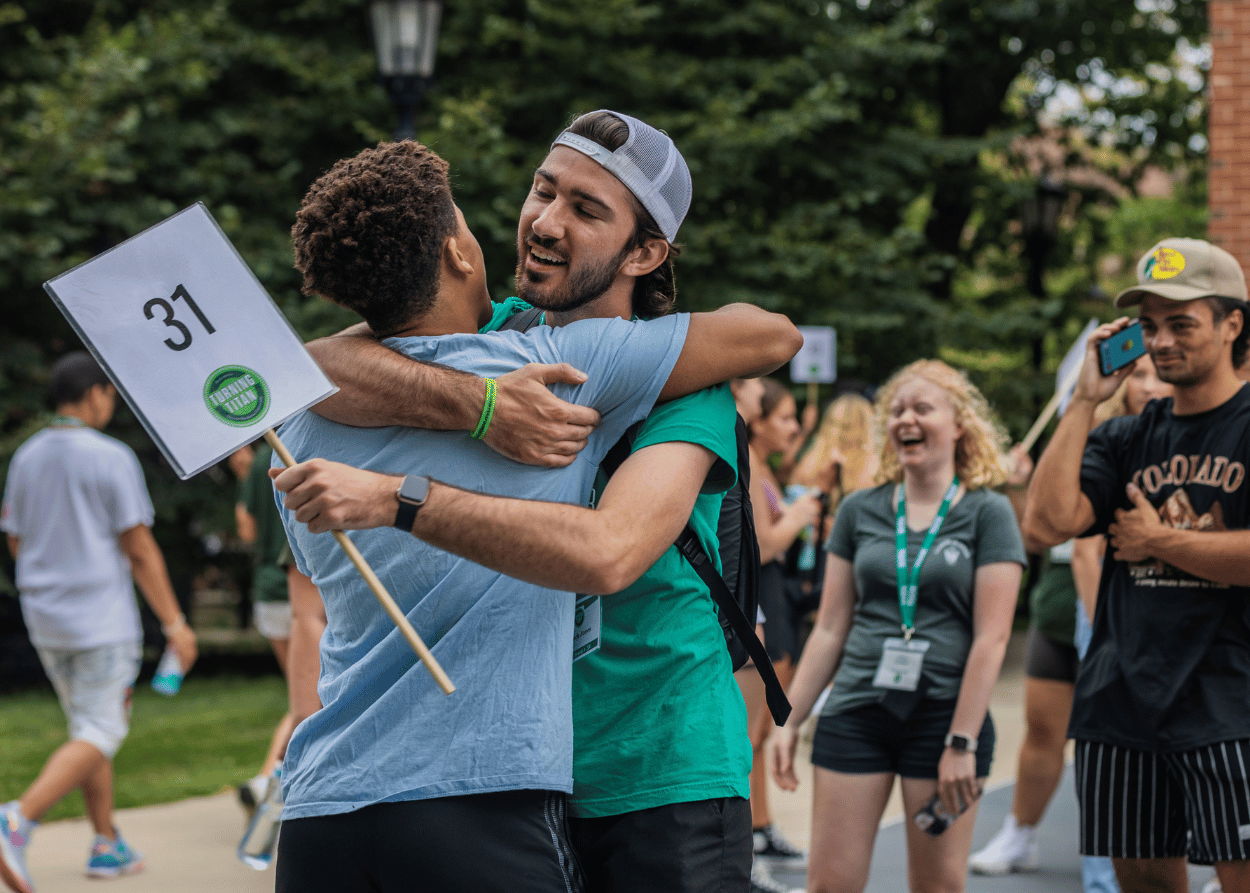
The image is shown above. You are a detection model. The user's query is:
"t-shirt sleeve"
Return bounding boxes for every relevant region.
[101,445,155,534]
[974,491,1027,567]
[629,386,737,494]
[1079,416,1134,536]
[480,297,533,333]
[545,314,690,464]
[824,489,865,562]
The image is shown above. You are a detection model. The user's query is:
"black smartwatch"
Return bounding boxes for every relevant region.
[394,474,431,531]
[944,732,975,753]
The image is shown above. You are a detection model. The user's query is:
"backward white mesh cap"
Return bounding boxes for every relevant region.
[551,110,692,243]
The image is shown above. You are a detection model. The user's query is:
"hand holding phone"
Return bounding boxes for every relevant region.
[1098,320,1147,376]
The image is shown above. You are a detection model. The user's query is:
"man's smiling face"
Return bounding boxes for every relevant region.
[514,146,643,314]
[1138,294,1240,389]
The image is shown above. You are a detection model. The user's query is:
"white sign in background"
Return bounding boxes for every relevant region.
[44,203,336,479]
[790,326,837,384]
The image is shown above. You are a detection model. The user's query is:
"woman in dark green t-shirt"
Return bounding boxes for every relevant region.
[772,359,1026,893]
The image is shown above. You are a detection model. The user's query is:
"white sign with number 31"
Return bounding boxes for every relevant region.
[44,203,335,479]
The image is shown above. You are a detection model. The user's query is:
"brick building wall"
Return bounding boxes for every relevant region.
[1210,1,1250,268]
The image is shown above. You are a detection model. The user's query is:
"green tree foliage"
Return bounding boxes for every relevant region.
[0,0,1207,574]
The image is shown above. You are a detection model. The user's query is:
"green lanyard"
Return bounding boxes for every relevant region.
[50,415,85,428]
[894,476,960,640]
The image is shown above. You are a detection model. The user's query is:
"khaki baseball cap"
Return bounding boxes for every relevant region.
[1114,237,1248,308]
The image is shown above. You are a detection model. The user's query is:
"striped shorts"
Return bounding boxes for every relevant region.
[1075,738,1250,865]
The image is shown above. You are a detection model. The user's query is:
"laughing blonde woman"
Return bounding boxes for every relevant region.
[771,360,1026,893]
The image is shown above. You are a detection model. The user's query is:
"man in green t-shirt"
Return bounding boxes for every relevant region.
[279,111,796,892]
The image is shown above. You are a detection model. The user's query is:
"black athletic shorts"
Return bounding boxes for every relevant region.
[1076,738,1250,865]
[811,699,994,778]
[568,797,751,893]
[1024,626,1079,684]
[758,562,801,664]
[275,789,584,893]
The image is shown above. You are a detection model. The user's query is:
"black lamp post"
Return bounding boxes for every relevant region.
[1020,173,1068,415]
[1021,174,1067,300]
[369,0,443,142]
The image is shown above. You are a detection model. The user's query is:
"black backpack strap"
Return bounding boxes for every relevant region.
[499,306,544,332]
[676,529,792,726]
[599,426,637,480]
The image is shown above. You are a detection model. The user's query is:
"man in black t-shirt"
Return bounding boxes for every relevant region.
[1024,237,1250,893]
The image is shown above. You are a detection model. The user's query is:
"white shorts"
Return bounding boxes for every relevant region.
[253,600,292,641]
[36,640,141,759]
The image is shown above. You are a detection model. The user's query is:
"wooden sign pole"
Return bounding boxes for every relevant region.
[1020,361,1086,454]
[264,429,455,695]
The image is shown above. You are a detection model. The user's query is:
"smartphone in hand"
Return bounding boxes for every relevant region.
[1098,320,1147,376]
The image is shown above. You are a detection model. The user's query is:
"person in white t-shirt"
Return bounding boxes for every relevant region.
[0,352,197,893]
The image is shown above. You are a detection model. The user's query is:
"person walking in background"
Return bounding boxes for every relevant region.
[744,378,824,886]
[772,359,1025,893]
[730,377,802,893]
[786,393,881,640]
[0,352,197,893]
[279,548,326,729]
[774,396,819,485]
[971,353,1170,890]
[790,393,879,503]
[231,441,296,821]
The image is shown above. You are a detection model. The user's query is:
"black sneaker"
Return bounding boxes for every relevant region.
[752,823,807,867]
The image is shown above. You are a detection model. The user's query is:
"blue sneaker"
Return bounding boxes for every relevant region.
[0,801,35,893]
[85,831,144,879]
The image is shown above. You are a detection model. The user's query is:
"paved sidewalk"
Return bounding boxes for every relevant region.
[21,792,274,893]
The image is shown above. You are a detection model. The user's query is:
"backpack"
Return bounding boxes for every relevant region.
[599,415,792,727]
[501,307,792,725]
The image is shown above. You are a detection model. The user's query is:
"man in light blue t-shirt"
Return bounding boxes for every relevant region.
[272,137,797,893]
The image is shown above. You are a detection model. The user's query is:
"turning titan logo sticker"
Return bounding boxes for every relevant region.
[203,365,270,427]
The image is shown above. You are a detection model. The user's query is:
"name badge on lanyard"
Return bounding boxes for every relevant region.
[873,637,932,691]
[876,476,959,690]
[573,595,602,662]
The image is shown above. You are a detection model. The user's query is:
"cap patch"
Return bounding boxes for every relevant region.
[1144,247,1186,280]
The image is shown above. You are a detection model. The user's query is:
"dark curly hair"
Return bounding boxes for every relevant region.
[562,111,683,318]
[292,141,458,336]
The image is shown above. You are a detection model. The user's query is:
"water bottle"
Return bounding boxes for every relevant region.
[913,791,970,836]
[237,768,283,870]
[150,647,183,696]
[785,485,818,572]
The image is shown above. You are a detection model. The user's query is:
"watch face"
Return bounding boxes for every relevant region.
[399,474,430,505]
[947,733,972,751]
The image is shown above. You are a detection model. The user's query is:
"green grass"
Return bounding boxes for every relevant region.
[0,675,288,823]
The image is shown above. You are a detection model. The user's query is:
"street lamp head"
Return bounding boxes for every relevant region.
[369,0,444,140]
[370,0,442,78]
